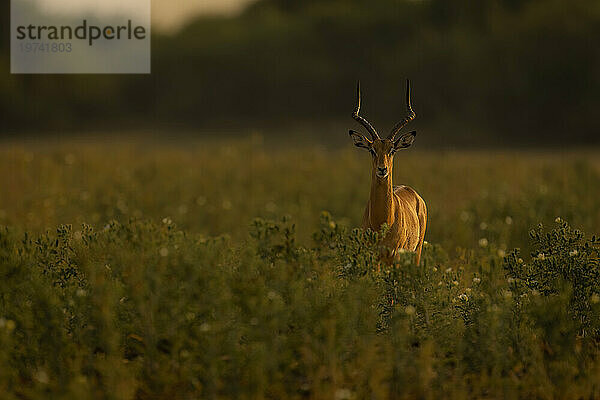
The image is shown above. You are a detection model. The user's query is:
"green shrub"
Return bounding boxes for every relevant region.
[504,218,600,336]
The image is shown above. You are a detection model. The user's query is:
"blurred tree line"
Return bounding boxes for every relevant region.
[1,0,599,145]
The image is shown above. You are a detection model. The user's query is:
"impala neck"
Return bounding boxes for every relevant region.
[369,169,395,229]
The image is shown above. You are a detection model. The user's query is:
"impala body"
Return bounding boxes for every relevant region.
[349,80,427,264]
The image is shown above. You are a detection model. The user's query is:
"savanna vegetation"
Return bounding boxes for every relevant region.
[1,138,600,398]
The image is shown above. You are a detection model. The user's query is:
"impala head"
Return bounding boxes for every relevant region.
[348,80,417,179]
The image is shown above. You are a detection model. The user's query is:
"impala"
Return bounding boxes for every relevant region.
[349,80,427,265]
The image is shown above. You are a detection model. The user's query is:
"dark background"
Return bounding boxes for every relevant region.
[1,0,599,146]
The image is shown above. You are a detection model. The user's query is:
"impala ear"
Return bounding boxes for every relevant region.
[349,130,371,150]
[393,131,416,150]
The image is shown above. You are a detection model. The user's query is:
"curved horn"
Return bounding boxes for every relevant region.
[387,79,416,141]
[352,81,380,140]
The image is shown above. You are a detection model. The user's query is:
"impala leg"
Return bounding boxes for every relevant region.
[415,205,427,266]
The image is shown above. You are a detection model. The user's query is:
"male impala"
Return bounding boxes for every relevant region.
[349,80,427,265]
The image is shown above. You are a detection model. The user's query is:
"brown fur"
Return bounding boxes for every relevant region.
[358,138,427,265]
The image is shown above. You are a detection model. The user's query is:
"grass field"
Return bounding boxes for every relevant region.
[1,137,600,399]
